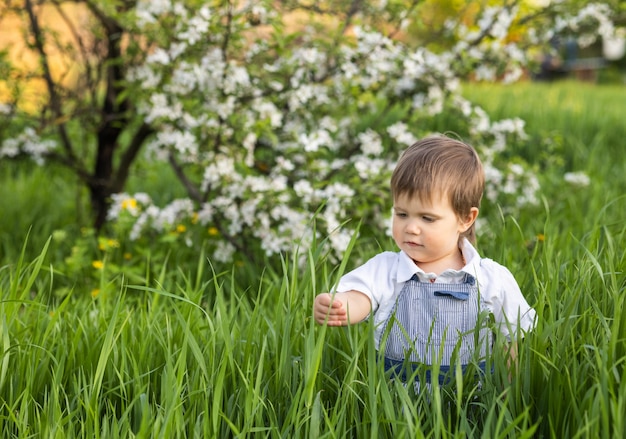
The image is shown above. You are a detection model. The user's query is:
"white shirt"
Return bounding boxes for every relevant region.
[335,239,536,348]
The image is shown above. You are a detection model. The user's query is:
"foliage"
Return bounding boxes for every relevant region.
[0,1,621,267]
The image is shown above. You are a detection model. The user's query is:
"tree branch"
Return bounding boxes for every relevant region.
[52,1,98,102]
[338,0,362,36]
[112,122,155,193]
[168,152,204,203]
[467,0,521,48]
[24,0,78,165]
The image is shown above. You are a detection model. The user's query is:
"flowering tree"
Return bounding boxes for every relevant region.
[0,0,619,264]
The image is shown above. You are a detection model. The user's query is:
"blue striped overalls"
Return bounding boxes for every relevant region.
[382,273,493,385]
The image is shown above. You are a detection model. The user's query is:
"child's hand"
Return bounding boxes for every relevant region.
[313,293,348,326]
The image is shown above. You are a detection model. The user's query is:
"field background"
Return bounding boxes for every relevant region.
[0,80,625,437]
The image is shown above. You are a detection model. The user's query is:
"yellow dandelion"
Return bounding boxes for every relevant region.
[121,198,138,210]
[536,234,545,242]
[123,252,132,260]
[107,239,120,248]
[208,227,219,236]
[91,289,100,298]
[176,224,187,233]
[92,260,104,270]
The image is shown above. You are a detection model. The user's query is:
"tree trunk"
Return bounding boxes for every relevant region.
[91,134,117,231]
[89,10,127,231]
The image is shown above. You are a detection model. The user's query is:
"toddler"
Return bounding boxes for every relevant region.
[313,135,536,384]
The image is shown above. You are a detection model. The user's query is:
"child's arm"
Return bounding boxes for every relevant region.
[313,290,371,326]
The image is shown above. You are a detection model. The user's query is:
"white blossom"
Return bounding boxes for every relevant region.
[127,65,162,89]
[213,241,236,263]
[320,182,355,199]
[474,65,496,82]
[564,171,591,187]
[299,129,333,153]
[294,180,315,204]
[292,47,326,66]
[0,138,19,158]
[478,6,518,41]
[502,67,524,84]
[387,122,417,147]
[357,129,383,156]
[518,174,540,205]
[196,202,214,224]
[252,100,282,127]
[328,228,353,256]
[176,7,211,45]
[0,128,56,165]
[470,107,491,134]
[148,129,198,161]
[167,62,199,94]
[153,199,195,230]
[243,132,257,167]
[492,118,527,139]
[484,164,503,202]
[144,93,183,123]
[223,64,251,94]
[215,96,236,119]
[353,156,386,179]
[136,0,172,26]
[146,48,170,65]
[275,157,295,172]
[201,156,235,191]
[244,175,271,192]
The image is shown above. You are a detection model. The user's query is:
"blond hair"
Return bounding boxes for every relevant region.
[390,135,484,243]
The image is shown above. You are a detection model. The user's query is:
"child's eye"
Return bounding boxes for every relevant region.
[422,216,435,222]
[395,212,408,218]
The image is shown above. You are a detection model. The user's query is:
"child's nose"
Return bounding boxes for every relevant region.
[406,220,420,234]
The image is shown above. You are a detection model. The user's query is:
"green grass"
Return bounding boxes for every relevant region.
[1,81,626,437]
[0,161,85,262]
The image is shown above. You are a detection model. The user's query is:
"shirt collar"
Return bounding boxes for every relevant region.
[459,238,481,281]
[396,251,420,283]
[396,238,481,283]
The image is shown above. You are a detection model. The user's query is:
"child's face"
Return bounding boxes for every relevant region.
[392,193,477,272]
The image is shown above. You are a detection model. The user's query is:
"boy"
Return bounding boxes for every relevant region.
[313,135,536,384]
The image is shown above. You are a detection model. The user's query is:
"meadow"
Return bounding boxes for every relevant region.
[0,80,625,437]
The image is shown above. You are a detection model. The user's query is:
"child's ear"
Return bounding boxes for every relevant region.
[459,207,479,233]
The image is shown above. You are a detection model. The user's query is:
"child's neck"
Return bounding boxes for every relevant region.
[413,250,465,275]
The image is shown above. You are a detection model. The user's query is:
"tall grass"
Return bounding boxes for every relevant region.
[0,162,84,262]
[1,81,625,437]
